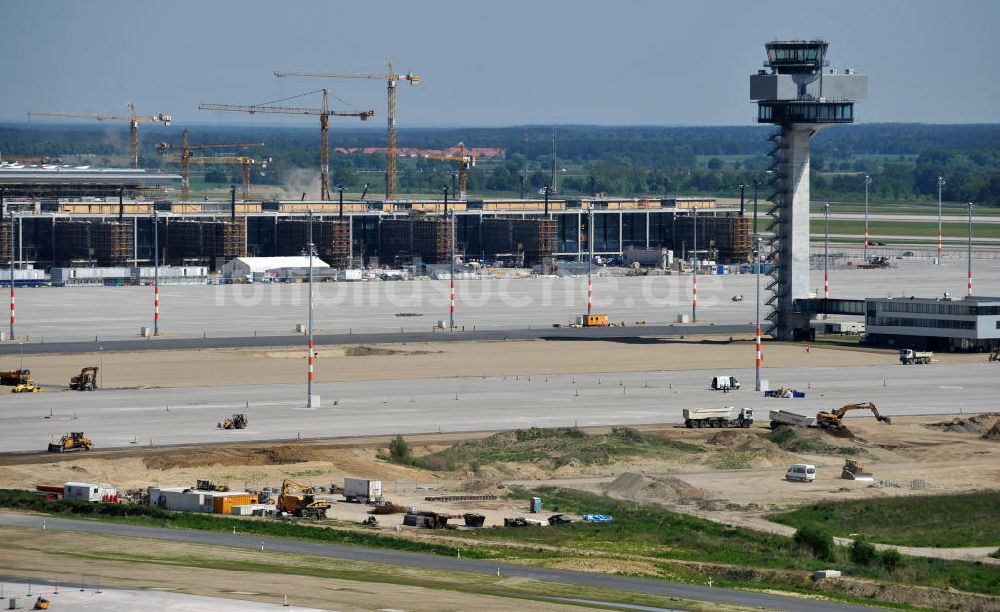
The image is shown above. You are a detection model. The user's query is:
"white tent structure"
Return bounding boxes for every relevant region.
[221,256,329,279]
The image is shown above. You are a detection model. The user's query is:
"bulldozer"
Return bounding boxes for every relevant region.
[11,381,41,393]
[277,478,330,519]
[218,413,248,429]
[69,366,99,391]
[48,432,94,453]
[841,458,874,481]
[816,402,892,434]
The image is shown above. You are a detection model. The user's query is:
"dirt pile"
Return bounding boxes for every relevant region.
[927,412,999,434]
[144,445,317,470]
[344,345,435,357]
[602,472,708,503]
[705,430,773,453]
[869,478,939,490]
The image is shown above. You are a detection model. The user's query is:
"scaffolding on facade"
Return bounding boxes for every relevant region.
[275,218,350,268]
[53,220,133,267]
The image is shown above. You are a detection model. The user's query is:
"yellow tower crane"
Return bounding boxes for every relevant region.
[274,59,419,201]
[422,142,476,200]
[159,154,264,199]
[27,102,171,168]
[199,89,373,201]
[155,130,264,199]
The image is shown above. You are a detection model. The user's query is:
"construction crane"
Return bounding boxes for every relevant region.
[159,154,263,199]
[27,102,171,168]
[274,59,419,201]
[199,89,372,201]
[156,129,264,199]
[422,142,476,200]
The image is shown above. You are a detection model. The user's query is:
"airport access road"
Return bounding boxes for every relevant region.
[1,361,994,453]
[0,512,878,612]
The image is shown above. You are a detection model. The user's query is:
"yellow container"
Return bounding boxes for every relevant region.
[212,493,259,514]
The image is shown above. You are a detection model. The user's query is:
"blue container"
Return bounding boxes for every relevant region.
[530,496,542,513]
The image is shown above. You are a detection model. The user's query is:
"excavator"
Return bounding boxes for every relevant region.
[48,432,94,453]
[69,366,99,391]
[277,479,331,519]
[218,413,248,430]
[816,402,891,434]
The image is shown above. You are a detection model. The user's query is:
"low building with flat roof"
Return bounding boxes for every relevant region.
[863,295,1000,351]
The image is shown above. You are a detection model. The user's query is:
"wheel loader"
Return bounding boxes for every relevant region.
[69,366,99,391]
[218,413,248,429]
[48,432,94,453]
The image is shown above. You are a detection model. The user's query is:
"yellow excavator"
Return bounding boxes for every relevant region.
[816,402,891,433]
[277,479,330,519]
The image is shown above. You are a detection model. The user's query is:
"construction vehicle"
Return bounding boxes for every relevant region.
[899,349,932,365]
[33,595,51,610]
[69,366,99,391]
[683,407,754,429]
[28,102,171,168]
[764,386,806,398]
[0,368,33,387]
[277,478,331,519]
[815,402,892,433]
[274,60,419,200]
[11,381,42,393]
[710,375,741,391]
[196,479,230,492]
[769,409,816,429]
[841,459,874,481]
[218,413,248,430]
[48,432,94,453]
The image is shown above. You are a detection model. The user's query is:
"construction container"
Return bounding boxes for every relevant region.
[63,482,117,503]
[530,497,542,513]
[230,504,275,517]
[213,493,259,514]
[344,478,382,502]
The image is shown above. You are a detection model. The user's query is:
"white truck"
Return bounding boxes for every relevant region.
[710,376,741,391]
[683,407,754,429]
[343,477,382,504]
[899,349,932,365]
[769,409,816,430]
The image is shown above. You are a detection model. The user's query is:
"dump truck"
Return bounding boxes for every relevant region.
[683,407,754,429]
[48,432,94,453]
[899,349,932,365]
[769,409,816,429]
[277,478,330,519]
[344,477,382,503]
[0,368,32,386]
[218,413,248,429]
[69,366,99,391]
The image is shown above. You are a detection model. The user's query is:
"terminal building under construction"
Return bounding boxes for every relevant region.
[0,166,750,271]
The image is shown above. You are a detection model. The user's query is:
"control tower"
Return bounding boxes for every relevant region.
[751,40,866,339]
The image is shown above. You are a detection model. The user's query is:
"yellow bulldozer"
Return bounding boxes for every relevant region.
[48,432,94,453]
[277,478,330,519]
[2,368,41,393]
[218,413,248,429]
[816,402,891,434]
[69,366,99,391]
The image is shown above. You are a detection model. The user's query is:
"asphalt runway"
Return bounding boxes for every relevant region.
[8,258,1000,344]
[2,361,994,453]
[0,512,876,611]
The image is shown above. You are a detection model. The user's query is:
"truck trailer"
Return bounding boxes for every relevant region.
[683,407,754,429]
[769,409,816,429]
[343,477,382,503]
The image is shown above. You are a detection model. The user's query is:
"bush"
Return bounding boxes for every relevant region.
[879,548,904,572]
[794,526,834,561]
[850,537,878,566]
[388,434,411,461]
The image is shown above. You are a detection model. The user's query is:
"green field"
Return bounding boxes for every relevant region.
[769,491,1000,548]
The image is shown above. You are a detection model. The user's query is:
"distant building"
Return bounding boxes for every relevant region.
[864,295,1000,352]
[220,256,329,279]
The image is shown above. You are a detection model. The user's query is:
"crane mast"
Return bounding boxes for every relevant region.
[274,59,419,200]
[199,90,372,200]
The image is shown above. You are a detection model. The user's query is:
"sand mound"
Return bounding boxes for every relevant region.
[602,472,708,502]
[705,430,773,452]
[927,412,1000,434]
[144,445,317,470]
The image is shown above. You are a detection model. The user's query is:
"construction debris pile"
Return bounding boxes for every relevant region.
[927,413,999,436]
[868,478,938,490]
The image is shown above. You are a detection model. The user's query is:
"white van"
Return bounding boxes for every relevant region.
[785,464,816,482]
[711,376,740,391]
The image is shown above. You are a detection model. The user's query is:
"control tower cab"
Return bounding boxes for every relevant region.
[750,40,866,340]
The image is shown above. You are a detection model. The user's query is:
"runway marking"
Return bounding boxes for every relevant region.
[938,385,964,389]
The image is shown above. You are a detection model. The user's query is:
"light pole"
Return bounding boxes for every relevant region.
[587,204,594,315]
[443,186,454,329]
[754,235,763,391]
[967,202,974,296]
[8,205,14,342]
[691,208,698,322]
[864,174,872,261]
[98,346,104,389]
[153,209,159,336]
[738,182,746,217]
[307,209,316,407]
[337,185,344,219]
[936,176,945,264]
[823,202,830,299]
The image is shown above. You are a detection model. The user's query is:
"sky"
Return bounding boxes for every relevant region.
[2,0,999,128]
